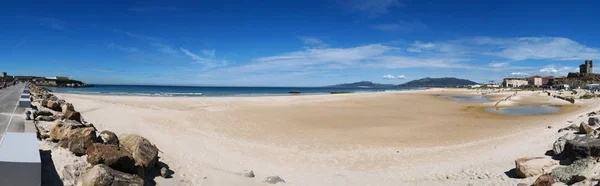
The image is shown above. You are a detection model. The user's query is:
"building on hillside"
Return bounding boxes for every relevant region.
[1,72,6,78]
[503,78,528,87]
[527,75,543,87]
[580,60,594,74]
[588,84,600,90]
[542,76,554,85]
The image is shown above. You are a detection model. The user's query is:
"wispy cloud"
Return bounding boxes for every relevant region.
[180,47,227,70]
[510,72,529,76]
[40,18,65,30]
[383,74,406,79]
[107,43,139,53]
[299,36,327,48]
[373,21,426,32]
[118,30,178,55]
[407,41,435,52]
[128,6,182,13]
[201,49,216,58]
[339,0,402,16]
[539,65,576,75]
[488,62,509,68]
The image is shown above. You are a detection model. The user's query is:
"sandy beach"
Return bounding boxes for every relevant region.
[53,89,600,186]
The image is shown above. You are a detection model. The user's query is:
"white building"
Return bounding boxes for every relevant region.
[503,78,529,87]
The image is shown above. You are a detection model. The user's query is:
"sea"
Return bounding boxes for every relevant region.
[48,85,419,97]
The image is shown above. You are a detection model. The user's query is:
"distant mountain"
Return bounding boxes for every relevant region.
[397,77,477,87]
[326,81,396,88]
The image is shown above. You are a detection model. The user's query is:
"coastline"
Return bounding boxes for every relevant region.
[53,88,598,185]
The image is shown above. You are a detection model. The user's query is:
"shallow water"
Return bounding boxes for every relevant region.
[484,105,560,116]
[439,95,491,102]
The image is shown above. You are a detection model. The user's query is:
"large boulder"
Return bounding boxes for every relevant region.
[49,120,86,142]
[47,100,62,111]
[532,174,555,186]
[564,136,600,160]
[61,103,75,114]
[36,116,55,122]
[58,127,98,156]
[579,123,596,135]
[119,134,159,178]
[41,98,49,107]
[551,158,597,184]
[82,164,144,186]
[263,176,285,184]
[553,133,577,157]
[590,117,600,126]
[515,157,558,178]
[62,110,82,123]
[35,110,53,116]
[86,143,135,173]
[99,131,119,145]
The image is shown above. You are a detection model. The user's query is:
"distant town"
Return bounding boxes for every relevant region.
[0,72,90,88]
[471,60,600,90]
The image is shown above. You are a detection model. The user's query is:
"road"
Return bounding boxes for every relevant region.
[0,83,26,141]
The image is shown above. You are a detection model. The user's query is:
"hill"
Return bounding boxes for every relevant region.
[397,77,477,87]
[326,81,396,88]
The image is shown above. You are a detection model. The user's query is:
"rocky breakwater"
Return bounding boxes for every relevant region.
[27,84,168,185]
[515,112,600,185]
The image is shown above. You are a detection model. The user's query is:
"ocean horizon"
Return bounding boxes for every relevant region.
[48,84,419,97]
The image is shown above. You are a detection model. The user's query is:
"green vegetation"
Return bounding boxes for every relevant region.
[581,94,596,99]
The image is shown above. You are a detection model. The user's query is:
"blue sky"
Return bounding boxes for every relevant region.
[1,0,599,86]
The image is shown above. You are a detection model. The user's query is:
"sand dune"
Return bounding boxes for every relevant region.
[55,89,598,185]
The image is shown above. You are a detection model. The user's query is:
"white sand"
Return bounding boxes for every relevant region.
[54,89,600,185]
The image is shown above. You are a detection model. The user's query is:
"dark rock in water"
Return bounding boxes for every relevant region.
[58,127,98,156]
[82,164,143,186]
[550,158,596,184]
[99,130,119,145]
[589,117,600,126]
[565,136,600,160]
[86,143,135,173]
[263,176,285,184]
[532,174,555,186]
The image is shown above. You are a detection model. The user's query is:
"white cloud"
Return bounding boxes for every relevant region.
[202,49,216,58]
[340,0,402,16]
[180,47,227,69]
[510,72,529,76]
[407,41,435,52]
[383,74,406,80]
[299,36,326,47]
[539,67,558,74]
[493,37,600,61]
[488,62,509,68]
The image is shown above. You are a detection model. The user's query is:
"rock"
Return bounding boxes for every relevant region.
[119,134,159,178]
[241,170,255,178]
[516,183,528,186]
[565,136,600,160]
[590,112,598,116]
[590,117,600,126]
[61,103,75,114]
[35,110,53,116]
[548,126,553,129]
[570,124,579,130]
[86,143,135,173]
[551,158,597,184]
[49,96,58,101]
[62,110,82,123]
[41,98,49,107]
[82,164,144,186]
[532,174,555,186]
[99,131,119,145]
[554,133,578,157]
[515,157,558,178]
[579,123,596,135]
[36,116,55,122]
[263,176,285,184]
[47,100,61,111]
[160,167,170,178]
[49,120,87,142]
[58,127,98,156]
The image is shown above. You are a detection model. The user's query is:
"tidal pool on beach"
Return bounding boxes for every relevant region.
[484,105,561,116]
